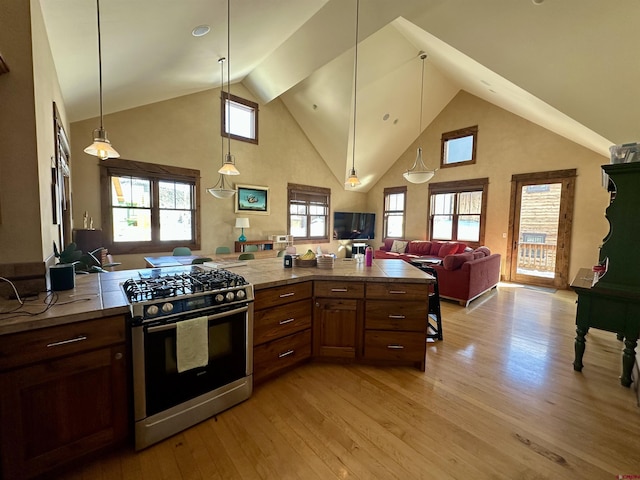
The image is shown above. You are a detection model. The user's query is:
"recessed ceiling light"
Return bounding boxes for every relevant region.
[382,113,390,121]
[532,0,544,5]
[192,25,211,37]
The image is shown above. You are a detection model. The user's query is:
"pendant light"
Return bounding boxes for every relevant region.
[345,0,361,188]
[403,52,436,184]
[208,58,237,199]
[219,0,240,176]
[84,0,120,160]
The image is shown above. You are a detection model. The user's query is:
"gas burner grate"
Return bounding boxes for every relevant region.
[122,268,248,304]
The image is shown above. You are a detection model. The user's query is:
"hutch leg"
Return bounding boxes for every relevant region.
[621,336,638,387]
[573,325,588,372]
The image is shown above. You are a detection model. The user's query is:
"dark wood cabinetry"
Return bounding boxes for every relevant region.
[253,282,313,383]
[313,281,364,359]
[0,316,128,480]
[571,162,640,387]
[364,282,429,371]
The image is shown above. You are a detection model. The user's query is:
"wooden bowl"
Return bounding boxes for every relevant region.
[294,258,317,267]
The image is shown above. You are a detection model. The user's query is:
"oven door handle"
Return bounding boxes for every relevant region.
[144,305,249,333]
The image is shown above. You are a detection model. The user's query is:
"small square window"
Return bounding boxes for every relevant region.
[221,92,259,144]
[441,126,478,168]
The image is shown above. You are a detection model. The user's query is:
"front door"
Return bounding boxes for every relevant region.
[507,170,576,288]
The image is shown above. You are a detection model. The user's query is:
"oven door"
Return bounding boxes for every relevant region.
[135,304,251,418]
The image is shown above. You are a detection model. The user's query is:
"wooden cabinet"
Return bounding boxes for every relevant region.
[0,316,128,480]
[235,240,275,253]
[364,282,429,371]
[253,282,313,383]
[313,281,364,359]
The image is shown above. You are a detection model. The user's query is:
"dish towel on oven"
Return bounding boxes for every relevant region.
[176,316,209,373]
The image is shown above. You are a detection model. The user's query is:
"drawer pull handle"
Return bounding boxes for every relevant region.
[279,318,295,325]
[388,290,407,295]
[279,349,295,358]
[46,335,88,348]
[279,292,295,298]
[388,315,405,319]
[331,288,348,292]
[387,345,405,350]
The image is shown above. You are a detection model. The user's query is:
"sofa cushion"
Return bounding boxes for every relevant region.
[438,242,460,258]
[430,241,444,256]
[442,252,474,271]
[474,246,491,258]
[472,251,485,260]
[390,240,408,253]
[456,243,468,254]
[407,241,432,255]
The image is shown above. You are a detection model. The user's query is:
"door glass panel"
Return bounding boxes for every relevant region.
[516,183,561,278]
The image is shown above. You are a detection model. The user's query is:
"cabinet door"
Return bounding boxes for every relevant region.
[313,298,362,359]
[0,345,128,480]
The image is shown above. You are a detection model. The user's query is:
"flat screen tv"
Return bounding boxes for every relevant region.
[333,211,375,240]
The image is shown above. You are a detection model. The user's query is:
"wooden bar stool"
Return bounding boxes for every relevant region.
[422,266,443,341]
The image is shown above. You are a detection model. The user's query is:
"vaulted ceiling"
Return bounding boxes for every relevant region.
[40,0,635,191]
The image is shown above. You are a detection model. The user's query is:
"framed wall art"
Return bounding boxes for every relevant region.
[235,184,269,215]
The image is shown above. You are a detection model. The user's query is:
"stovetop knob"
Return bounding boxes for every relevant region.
[236,289,246,300]
[225,291,235,302]
[215,293,225,303]
[147,305,159,316]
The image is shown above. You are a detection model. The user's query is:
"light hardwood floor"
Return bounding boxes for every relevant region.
[56,284,640,479]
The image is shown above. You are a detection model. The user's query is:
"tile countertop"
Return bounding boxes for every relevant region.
[0,258,432,336]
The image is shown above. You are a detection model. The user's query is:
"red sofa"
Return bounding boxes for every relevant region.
[374,239,501,306]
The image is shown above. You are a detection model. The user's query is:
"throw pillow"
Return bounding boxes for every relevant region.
[443,252,474,271]
[474,246,491,257]
[438,242,459,258]
[390,240,408,253]
[455,243,468,254]
[383,238,396,251]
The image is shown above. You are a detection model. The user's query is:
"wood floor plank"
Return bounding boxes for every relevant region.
[51,285,640,480]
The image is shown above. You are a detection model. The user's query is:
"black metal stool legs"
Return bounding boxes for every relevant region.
[423,266,443,341]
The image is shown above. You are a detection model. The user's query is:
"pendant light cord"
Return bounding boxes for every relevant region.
[351,0,359,173]
[96,0,104,131]
[226,0,232,157]
[419,53,426,135]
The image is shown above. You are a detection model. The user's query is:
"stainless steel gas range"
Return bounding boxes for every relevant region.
[121,266,254,450]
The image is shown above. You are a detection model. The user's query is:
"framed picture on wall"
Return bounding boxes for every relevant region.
[235,184,269,215]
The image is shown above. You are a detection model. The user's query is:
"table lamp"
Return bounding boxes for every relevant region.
[235,218,250,242]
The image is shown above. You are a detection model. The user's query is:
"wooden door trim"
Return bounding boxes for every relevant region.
[506,169,576,287]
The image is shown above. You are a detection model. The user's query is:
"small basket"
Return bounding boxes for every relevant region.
[316,255,335,269]
[294,258,317,268]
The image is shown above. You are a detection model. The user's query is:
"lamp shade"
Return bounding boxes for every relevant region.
[235,218,250,229]
[84,128,120,160]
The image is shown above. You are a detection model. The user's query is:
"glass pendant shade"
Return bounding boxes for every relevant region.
[207,173,236,198]
[84,128,119,160]
[403,147,435,184]
[218,153,240,175]
[346,168,361,187]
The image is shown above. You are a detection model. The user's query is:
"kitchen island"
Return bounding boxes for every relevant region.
[0,258,433,479]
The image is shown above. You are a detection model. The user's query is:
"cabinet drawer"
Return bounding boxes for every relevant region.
[0,316,125,371]
[364,331,426,362]
[253,329,311,382]
[254,282,312,310]
[314,281,364,298]
[254,299,312,346]
[365,300,427,331]
[366,282,429,301]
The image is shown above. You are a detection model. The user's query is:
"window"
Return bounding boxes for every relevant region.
[221,92,259,144]
[383,186,406,238]
[287,183,330,243]
[100,159,201,254]
[428,178,488,247]
[441,125,478,168]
